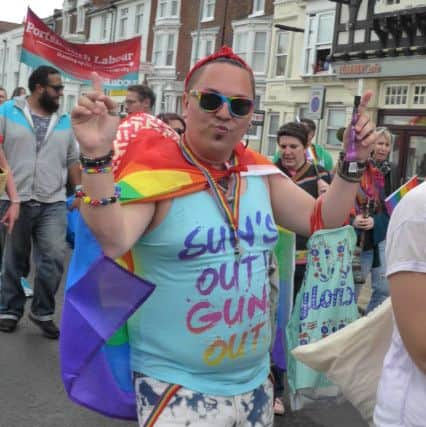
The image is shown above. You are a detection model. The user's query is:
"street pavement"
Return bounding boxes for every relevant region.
[0,252,368,427]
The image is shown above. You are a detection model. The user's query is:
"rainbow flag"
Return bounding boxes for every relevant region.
[61,113,288,420]
[385,175,418,215]
[305,146,318,165]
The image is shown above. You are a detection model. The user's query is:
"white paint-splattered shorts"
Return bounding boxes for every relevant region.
[133,372,274,427]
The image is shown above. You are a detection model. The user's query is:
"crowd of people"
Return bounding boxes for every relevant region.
[0,45,424,427]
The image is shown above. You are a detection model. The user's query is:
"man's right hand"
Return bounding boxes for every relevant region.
[71,72,120,157]
[1,202,19,234]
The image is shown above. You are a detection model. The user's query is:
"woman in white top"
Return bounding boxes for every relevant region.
[374,182,426,426]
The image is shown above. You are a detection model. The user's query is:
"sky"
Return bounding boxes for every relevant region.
[1,0,65,24]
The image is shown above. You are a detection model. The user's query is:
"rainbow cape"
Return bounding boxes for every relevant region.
[61,113,294,419]
[385,175,418,215]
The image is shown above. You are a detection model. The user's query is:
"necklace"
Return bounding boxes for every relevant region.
[179,139,243,261]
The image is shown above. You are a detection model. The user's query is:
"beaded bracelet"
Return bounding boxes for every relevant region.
[80,149,114,168]
[75,184,121,207]
[81,165,113,174]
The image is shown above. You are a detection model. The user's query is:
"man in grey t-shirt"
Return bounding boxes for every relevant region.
[0,66,80,338]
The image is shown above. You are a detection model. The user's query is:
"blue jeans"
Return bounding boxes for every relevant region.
[0,201,67,320]
[356,240,389,314]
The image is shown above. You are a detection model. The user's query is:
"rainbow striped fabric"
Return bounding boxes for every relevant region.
[61,113,293,420]
[385,175,418,215]
[305,146,318,165]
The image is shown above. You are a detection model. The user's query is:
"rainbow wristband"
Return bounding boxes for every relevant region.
[75,184,121,207]
[81,165,112,174]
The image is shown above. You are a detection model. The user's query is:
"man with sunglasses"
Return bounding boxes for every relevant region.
[0,66,80,338]
[68,47,377,426]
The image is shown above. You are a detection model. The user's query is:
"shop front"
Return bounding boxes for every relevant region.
[378,110,426,183]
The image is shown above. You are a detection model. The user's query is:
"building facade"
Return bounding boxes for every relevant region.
[147,0,274,151]
[263,0,354,159]
[330,0,426,181]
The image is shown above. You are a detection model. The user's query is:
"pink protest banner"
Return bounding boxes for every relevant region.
[22,8,141,89]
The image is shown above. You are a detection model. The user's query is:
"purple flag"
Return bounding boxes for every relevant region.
[60,255,155,419]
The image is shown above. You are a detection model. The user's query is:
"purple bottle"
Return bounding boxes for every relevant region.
[345,95,361,162]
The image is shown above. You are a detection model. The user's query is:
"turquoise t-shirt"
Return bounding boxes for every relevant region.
[127,176,279,395]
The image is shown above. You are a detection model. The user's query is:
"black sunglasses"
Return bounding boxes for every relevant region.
[46,84,64,93]
[189,90,253,118]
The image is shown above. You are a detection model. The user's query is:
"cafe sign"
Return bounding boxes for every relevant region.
[335,57,426,79]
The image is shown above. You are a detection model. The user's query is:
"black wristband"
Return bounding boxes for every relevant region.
[337,151,366,183]
[80,149,114,167]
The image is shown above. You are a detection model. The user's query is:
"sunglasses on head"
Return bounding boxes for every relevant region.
[189,90,253,118]
[46,84,64,93]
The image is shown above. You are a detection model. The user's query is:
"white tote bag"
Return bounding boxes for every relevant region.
[292,298,393,425]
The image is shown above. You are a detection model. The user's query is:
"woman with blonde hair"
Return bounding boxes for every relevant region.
[352,127,399,313]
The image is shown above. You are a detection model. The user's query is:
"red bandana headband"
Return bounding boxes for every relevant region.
[184,45,253,91]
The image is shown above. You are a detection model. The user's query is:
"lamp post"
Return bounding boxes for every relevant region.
[220,0,230,45]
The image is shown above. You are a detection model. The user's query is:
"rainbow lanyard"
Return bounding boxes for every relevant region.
[179,140,243,261]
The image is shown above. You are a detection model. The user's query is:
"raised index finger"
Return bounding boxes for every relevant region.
[357,90,374,116]
[91,72,104,93]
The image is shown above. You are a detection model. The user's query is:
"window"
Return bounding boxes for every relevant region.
[386,0,400,4]
[232,23,271,74]
[266,113,280,156]
[100,14,108,40]
[202,0,215,21]
[158,0,167,17]
[166,34,174,66]
[157,0,179,19]
[171,0,178,16]
[77,6,85,32]
[252,0,265,15]
[304,11,334,75]
[63,14,71,35]
[191,33,216,65]
[275,32,288,77]
[384,85,409,106]
[252,32,266,73]
[14,72,19,88]
[135,3,145,34]
[153,33,176,66]
[119,8,129,38]
[413,85,426,105]
[247,96,261,137]
[326,108,346,147]
[234,33,248,62]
